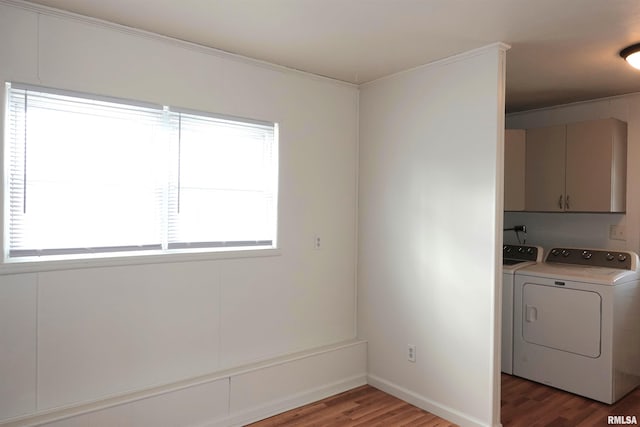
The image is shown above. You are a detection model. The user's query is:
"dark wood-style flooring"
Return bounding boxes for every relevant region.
[501,373,640,426]
[247,374,640,426]
[247,384,455,426]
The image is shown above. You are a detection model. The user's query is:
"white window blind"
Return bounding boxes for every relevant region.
[168,110,277,249]
[4,83,278,260]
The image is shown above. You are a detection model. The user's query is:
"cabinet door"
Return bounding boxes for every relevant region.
[504,129,525,211]
[525,125,566,211]
[566,119,626,212]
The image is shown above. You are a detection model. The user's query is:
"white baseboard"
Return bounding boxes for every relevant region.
[367,374,496,427]
[210,374,367,427]
[0,340,367,427]
[2,342,505,427]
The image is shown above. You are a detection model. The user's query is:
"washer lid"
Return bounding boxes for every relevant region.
[503,260,537,274]
[515,262,639,285]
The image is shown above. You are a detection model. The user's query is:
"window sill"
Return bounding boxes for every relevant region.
[0,246,282,275]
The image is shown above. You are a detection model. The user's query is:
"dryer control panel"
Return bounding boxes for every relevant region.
[546,248,633,270]
[503,245,542,265]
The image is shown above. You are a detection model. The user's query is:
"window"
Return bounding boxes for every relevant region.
[4,83,278,261]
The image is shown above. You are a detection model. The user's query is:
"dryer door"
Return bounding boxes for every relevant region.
[522,283,601,358]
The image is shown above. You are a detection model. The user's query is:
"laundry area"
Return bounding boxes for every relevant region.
[502,99,640,414]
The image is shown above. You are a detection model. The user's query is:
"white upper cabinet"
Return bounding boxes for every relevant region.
[523,118,627,213]
[565,119,627,212]
[524,125,566,212]
[504,129,526,211]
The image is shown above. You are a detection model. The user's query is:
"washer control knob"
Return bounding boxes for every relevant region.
[561,249,571,257]
[581,250,592,260]
[518,246,525,253]
[504,245,511,253]
[526,247,534,255]
[618,253,628,262]
[551,249,560,256]
[606,253,615,261]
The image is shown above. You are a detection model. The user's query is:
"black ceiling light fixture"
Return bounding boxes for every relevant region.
[620,43,640,70]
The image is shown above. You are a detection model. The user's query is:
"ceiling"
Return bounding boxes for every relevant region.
[24,0,640,112]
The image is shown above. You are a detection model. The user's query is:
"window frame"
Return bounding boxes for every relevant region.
[2,82,280,271]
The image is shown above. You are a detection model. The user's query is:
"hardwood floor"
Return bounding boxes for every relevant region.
[246,385,455,426]
[501,373,640,426]
[247,375,640,426]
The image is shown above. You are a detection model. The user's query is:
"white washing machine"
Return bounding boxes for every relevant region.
[513,248,640,403]
[502,244,543,374]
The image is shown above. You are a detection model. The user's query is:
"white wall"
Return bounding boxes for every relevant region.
[505,94,640,254]
[357,44,507,427]
[0,1,359,422]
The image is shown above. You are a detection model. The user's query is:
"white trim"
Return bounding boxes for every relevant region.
[491,46,507,427]
[507,90,640,118]
[366,374,496,427]
[359,42,511,89]
[0,339,367,427]
[0,0,357,90]
[353,89,360,339]
[213,374,367,427]
[0,247,282,275]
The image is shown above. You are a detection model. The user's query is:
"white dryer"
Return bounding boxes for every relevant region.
[513,248,640,404]
[502,244,543,374]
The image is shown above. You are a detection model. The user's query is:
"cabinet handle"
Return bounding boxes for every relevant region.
[565,195,570,210]
[558,195,563,209]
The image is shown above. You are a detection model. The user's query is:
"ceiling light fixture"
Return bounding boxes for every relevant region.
[620,43,640,70]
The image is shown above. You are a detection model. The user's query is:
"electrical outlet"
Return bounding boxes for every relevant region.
[314,236,321,249]
[609,225,626,241]
[408,344,416,362]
